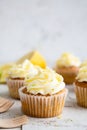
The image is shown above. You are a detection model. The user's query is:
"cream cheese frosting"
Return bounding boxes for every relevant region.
[25,67,65,95]
[76,66,87,82]
[8,60,38,78]
[56,52,81,67]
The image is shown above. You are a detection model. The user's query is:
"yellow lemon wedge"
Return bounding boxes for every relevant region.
[0,63,14,83]
[16,51,46,68]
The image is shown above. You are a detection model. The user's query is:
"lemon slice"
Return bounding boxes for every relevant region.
[16,51,46,68]
[0,63,14,83]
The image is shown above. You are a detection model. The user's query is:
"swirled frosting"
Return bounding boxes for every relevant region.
[76,66,87,82]
[8,60,38,78]
[56,52,80,67]
[25,67,65,95]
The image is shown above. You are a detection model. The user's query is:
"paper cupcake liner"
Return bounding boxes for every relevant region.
[7,78,24,99]
[55,67,78,84]
[19,87,68,118]
[74,84,87,107]
[59,72,77,84]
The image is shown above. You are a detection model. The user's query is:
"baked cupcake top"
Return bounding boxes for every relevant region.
[76,66,87,82]
[80,60,87,68]
[56,52,80,67]
[25,67,65,95]
[8,60,38,78]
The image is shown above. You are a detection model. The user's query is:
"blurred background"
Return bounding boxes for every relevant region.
[0,0,87,66]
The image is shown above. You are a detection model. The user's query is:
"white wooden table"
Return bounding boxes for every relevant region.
[0,84,87,130]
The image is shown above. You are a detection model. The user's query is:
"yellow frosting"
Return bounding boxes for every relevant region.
[56,52,81,67]
[8,60,38,78]
[80,60,87,67]
[76,66,87,82]
[25,67,65,95]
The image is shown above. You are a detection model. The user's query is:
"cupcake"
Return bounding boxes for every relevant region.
[7,60,38,99]
[19,67,68,118]
[74,66,87,107]
[55,52,81,84]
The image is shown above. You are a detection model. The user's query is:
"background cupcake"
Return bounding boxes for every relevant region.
[7,59,38,99]
[74,66,87,107]
[55,52,81,84]
[19,67,68,118]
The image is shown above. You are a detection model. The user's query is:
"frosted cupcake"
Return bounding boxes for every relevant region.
[7,60,38,99]
[74,66,87,107]
[55,52,81,84]
[19,67,68,118]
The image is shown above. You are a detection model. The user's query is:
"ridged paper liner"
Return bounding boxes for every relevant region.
[55,67,78,84]
[7,78,24,99]
[74,84,87,107]
[19,87,68,118]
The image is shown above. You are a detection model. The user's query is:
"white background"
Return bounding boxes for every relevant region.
[0,0,87,65]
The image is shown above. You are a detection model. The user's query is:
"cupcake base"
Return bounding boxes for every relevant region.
[55,66,79,84]
[7,78,24,99]
[19,87,68,118]
[74,80,87,108]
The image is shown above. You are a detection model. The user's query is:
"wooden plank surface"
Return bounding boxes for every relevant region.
[23,125,87,130]
[0,85,87,130]
[23,86,87,130]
